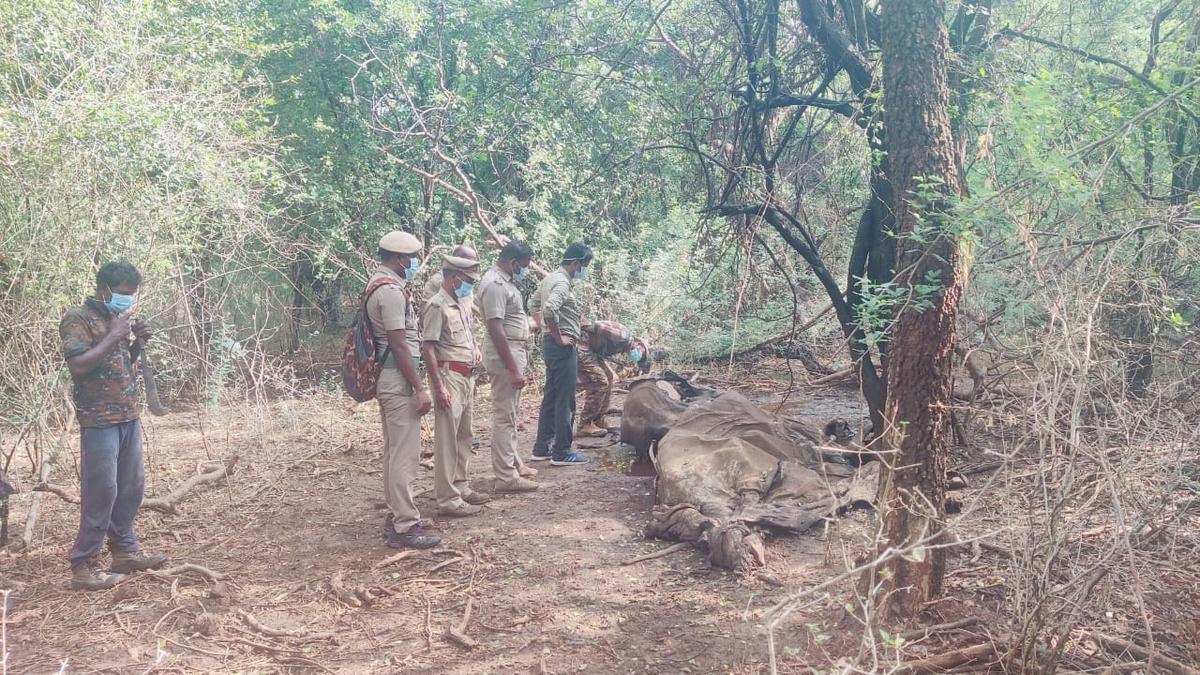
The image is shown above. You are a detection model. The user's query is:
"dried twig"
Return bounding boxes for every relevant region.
[427,556,466,574]
[1087,632,1200,675]
[443,597,478,649]
[151,563,227,582]
[143,457,240,515]
[372,550,418,570]
[897,617,984,642]
[236,610,335,643]
[892,642,997,674]
[32,482,78,504]
[618,541,691,566]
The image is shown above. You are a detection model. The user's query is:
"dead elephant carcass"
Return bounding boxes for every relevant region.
[619,372,716,463]
[644,391,878,571]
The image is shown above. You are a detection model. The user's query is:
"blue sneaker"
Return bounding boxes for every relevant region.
[550,451,591,466]
[531,447,553,462]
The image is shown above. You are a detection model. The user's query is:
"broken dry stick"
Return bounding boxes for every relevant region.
[150,563,227,582]
[443,597,478,649]
[143,457,239,515]
[618,541,691,566]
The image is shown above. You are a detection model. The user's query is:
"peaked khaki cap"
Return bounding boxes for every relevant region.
[379,231,422,254]
[443,255,482,281]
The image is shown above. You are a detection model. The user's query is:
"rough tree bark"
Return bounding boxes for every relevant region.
[871,0,966,616]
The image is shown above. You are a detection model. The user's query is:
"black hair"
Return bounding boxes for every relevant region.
[96,261,142,290]
[499,239,533,262]
[561,241,593,265]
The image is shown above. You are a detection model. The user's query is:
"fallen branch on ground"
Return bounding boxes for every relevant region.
[892,642,997,674]
[428,556,466,574]
[372,550,418,569]
[15,460,54,552]
[810,365,856,386]
[143,457,240,515]
[443,597,478,649]
[328,571,365,608]
[1087,632,1200,675]
[237,610,336,643]
[619,541,691,566]
[33,482,79,504]
[150,563,227,582]
[897,617,984,642]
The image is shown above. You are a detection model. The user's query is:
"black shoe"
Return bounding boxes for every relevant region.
[385,525,442,549]
[110,550,167,574]
[531,447,553,462]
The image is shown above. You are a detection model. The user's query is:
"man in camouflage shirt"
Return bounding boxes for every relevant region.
[60,261,166,591]
[576,319,650,437]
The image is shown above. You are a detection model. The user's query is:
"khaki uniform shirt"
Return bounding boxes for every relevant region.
[530,268,581,339]
[60,299,140,427]
[366,266,419,363]
[421,288,478,365]
[476,266,528,360]
[424,270,477,316]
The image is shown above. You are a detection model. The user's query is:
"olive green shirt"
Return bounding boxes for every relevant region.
[530,268,581,339]
[476,265,529,359]
[421,288,478,365]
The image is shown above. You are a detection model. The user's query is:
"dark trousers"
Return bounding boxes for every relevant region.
[534,338,578,454]
[67,420,145,566]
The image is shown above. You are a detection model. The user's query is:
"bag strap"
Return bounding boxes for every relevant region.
[360,277,403,363]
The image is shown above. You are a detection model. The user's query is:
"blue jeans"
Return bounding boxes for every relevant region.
[534,338,578,455]
[67,420,144,566]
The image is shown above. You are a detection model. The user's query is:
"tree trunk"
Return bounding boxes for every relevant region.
[870,0,965,618]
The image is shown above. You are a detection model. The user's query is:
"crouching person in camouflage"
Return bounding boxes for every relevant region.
[576,320,651,437]
[60,261,166,591]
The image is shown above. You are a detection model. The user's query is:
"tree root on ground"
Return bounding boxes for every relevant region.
[143,457,240,515]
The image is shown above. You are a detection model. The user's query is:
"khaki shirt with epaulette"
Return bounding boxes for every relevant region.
[421,288,478,365]
[530,268,581,339]
[366,266,419,364]
[476,266,528,360]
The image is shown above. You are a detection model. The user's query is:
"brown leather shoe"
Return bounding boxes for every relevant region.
[438,503,483,518]
[110,550,167,574]
[462,491,492,506]
[70,559,126,591]
[495,477,540,493]
[577,423,607,437]
[518,465,539,478]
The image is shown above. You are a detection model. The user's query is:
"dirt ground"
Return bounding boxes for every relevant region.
[2,362,1198,674]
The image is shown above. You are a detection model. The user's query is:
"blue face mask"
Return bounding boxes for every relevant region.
[514,266,529,282]
[106,290,136,315]
[628,348,643,363]
[455,281,474,299]
[574,265,588,280]
[405,257,420,278]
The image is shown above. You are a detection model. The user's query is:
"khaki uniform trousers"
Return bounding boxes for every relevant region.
[433,369,476,509]
[485,346,529,481]
[377,367,422,533]
[577,348,614,426]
